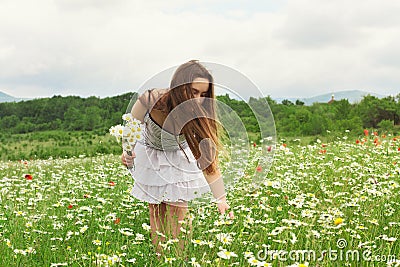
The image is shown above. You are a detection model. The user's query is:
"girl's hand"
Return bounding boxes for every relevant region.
[121,151,136,167]
[216,197,234,219]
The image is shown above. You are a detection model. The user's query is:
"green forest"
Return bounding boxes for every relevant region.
[1,92,399,136]
[0,92,399,161]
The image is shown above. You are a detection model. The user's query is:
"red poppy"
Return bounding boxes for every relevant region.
[256,165,262,172]
[253,143,257,147]
[398,148,400,152]
[356,139,360,144]
[282,143,287,147]
[109,181,115,186]
[364,129,369,136]
[114,218,121,224]
[267,146,272,152]
[68,204,73,209]
[25,174,33,180]
[373,131,378,136]
[321,144,327,147]
[393,137,397,142]
[319,149,327,154]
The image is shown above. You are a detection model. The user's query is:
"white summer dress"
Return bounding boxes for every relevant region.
[129,93,211,204]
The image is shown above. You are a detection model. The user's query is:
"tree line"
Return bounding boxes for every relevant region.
[0,92,399,137]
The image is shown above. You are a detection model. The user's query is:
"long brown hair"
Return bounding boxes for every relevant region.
[154,60,220,175]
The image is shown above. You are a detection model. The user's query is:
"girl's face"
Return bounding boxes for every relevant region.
[191,78,210,102]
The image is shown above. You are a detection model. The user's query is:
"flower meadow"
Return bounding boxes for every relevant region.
[0,133,399,267]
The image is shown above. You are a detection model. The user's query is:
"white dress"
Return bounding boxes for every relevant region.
[129,112,210,204]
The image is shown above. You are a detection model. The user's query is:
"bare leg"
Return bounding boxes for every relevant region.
[149,203,166,256]
[164,201,190,257]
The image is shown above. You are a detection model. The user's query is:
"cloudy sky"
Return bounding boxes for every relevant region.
[0,0,399,100]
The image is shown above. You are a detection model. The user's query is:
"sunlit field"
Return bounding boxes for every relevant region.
[0,133,399,267]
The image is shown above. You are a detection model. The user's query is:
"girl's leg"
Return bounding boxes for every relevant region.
[149,203,167,255]
[164,201,190,255]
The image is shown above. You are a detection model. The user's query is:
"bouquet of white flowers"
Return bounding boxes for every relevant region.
[109,113,143,169]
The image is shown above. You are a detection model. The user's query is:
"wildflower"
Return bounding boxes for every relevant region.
[334,218,344,225]
[135,233,145,241]
[381,235,397,242]
[108,181,115,186]
[256,165,262,172]
[114,218,121,224]
[79,225,88,233]
[244,251,254,258]
[50,263,68,267]
[142,223,151,231]
[107,255,121,264]
[165,257,176,263]
[217,249,238,259]
[248,257,261,265]
[25,174,33,180]
[364,129,369,136]
[92,239,102,246]
[192,239,203,246]
[109,124,124,141]
[287,263,309,267]
[5,239,12,248]
[290,232,298,244]
[122,113,133,122]
[189,258,201,267]
[118,228,135,236]
[13,249,27,255]
[15,211,26,217]
[67,204,73,209]
[216,233,233,244]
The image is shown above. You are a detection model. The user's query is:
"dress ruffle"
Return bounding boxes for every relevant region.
[131,180,210,204]
[129,142,210,204]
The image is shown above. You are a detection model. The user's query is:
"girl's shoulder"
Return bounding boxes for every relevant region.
[138,88,169,111]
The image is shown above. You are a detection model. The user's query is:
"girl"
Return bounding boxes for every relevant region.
[121,60,232,255]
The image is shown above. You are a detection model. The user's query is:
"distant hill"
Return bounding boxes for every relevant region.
[1,89,390,105]
[274,90,387,105]
[0,91,25,103]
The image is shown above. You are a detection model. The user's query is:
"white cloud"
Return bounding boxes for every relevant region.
[0,0,399,99]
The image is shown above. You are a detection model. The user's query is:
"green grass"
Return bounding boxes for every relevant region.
[0,132,399,266]
[0,130,122,161]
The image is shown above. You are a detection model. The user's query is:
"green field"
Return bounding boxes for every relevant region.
[0,133,399,266]
[0,131,121,161]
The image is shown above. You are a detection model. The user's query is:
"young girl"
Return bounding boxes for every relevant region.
[121,60,233,255]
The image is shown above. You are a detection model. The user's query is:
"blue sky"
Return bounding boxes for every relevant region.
[0,0,399,99]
